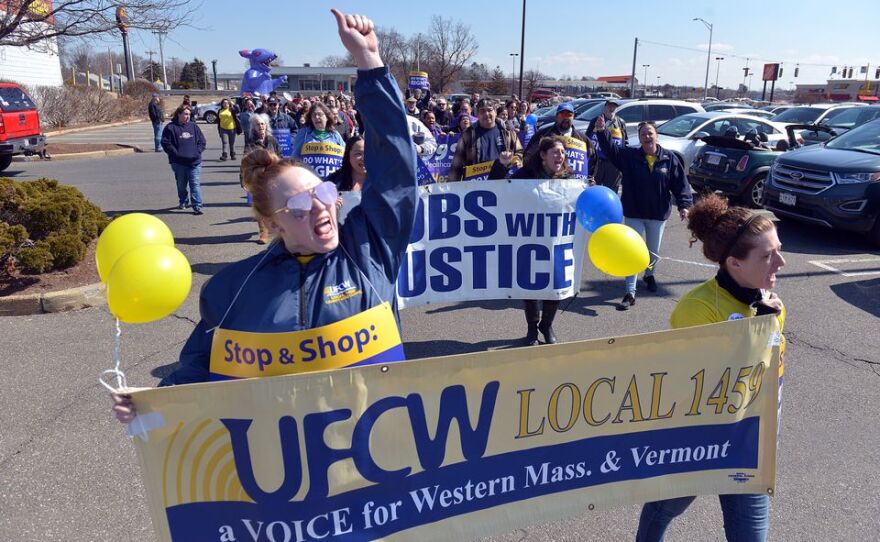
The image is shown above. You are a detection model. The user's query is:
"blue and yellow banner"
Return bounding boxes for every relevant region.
[208,302,403,380]
[421,132,459,182]
[300,141,344,179]
[408,71,429,90]
[462,160,494,181]
[129,316,779,542]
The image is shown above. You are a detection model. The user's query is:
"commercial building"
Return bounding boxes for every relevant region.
[0,1,64,87]
[794,79,879,103]
[214,65,358,93]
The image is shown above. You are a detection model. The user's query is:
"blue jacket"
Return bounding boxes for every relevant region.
[160,67,417,386]
[291,127,346,158]
[161,119,206,166]
[596,130,692,220]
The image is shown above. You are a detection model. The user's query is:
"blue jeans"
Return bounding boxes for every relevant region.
[152,122,162,151]
[636,494,770,542]
[170,162,203,209]
[624,216,666,295]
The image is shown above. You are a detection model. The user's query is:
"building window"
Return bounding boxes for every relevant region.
[300,79,321,91]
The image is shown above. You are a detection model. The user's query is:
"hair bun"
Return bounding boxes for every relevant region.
[687,192,729,243]
[241,148,279,190]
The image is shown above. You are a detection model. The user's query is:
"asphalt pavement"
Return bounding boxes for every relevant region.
[1,122,878,541]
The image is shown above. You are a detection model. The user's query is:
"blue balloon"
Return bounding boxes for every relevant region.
[576,186,623,233]
[526,113,538,125]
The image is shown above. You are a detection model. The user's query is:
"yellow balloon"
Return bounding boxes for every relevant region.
[96,213,174,282]
[106,245,192,324]
[588,223,650,277]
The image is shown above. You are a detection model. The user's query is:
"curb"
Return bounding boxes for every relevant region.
[13,147,139,162]
[45,118,147,137]
[0,282,105,317]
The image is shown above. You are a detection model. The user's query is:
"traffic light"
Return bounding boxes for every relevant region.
[876,67,880,79]
[777,67,783,78]
[794,67,799,78]
[847,67,854,78]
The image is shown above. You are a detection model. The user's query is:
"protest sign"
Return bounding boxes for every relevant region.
[130,316,780,542]
[272,129,293,158]
[408,71,429,90]
[421,133,459,182]
[562,136,589,180]
[300,141,344,179]
[395,179,587,308]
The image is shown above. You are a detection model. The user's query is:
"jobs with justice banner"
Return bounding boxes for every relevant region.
[128,316,780,542]
[384,179,587,309]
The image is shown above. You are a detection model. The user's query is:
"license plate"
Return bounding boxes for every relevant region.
[779,192,797,206]
[706,154,722,165]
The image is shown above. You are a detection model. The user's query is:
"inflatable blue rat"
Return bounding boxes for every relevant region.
[239,49,288,96]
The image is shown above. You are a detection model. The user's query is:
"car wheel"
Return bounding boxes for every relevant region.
[745,174,766,208]
[0,154,12,172]
[204,111,218,124]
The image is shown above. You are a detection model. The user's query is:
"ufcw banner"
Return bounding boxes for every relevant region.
[395,179,588,308]
[130,316,780,542]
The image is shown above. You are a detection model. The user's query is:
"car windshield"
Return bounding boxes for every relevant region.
[772,107,824,124]
[656,114,705,137]
[820,107,869,128]
[575,102,606,121]
[825,120,880,154]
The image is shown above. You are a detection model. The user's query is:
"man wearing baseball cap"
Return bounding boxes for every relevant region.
[586,99,628,192]
[523,102,596,178]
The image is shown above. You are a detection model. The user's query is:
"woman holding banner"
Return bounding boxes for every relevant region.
[490,136,573,345]
[291,101,347,179]
[635,193,785,542]
[113,8,416,421]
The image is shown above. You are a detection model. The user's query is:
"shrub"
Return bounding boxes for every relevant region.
[124,79,160,100]
[0,177,109,277]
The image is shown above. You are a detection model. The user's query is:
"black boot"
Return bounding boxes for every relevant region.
[538,300,560,344]
[523,300,540,346]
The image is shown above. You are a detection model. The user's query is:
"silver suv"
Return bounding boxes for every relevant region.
[573,99,705,133]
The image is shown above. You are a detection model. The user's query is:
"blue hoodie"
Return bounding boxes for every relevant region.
[161,118,206,166]
[159,67,417,386]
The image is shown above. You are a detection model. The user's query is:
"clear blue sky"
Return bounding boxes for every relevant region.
[126,0,878,90]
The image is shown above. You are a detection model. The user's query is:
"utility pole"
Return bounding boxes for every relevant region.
[152,30,169,89]
[742,58,750,97]
[642,64,650,96]
[630,38,638,98]
[115,6,135,84]
[518,0,526,99]
[211,60,218,90]
[714,56,724,98]
[145,49,157,81]
[693,18,713,100]
[509,53,519,96]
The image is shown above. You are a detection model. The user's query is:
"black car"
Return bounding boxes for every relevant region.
[764,119,880,245]
[800,106,880,145]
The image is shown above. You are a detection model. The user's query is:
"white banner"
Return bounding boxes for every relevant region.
[340,179,588,308]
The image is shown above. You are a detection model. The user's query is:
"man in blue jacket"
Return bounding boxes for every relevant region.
[161,106,207,214]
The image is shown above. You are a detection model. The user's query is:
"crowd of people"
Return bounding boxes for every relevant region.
[132,10,787,541]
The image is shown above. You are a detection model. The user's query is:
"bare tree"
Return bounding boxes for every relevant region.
[522,69,549,100]
[320,54,355,68]
[423,16,477,93]
[1,0,201,48]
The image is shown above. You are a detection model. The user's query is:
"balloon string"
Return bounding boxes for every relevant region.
[98,318,128,393]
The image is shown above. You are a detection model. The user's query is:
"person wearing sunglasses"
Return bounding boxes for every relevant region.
[593,116,692,310]
[111,9,416,418]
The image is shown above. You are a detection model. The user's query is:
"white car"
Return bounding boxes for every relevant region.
[573,99,705,134]
[771,103,866,128]
[723,108,777,120]
[626,112,787,170]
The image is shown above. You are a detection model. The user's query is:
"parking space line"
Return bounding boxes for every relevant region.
[661,257,717,269]
[808,258,880,277]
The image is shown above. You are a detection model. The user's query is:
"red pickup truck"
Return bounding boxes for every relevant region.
[0,83,46,172]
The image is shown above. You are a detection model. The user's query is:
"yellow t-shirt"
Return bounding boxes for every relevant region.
[671,277,785,375]
[296,254,315,265]
[645,154,657,172]
[218,109,236,131]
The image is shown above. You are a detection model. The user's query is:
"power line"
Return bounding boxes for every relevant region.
[639,38,868,68]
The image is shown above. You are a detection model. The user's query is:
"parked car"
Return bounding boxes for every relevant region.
[573,99,705,134]
[530,88,558,102]
[764,118,880,246]
[800,106,880,145]
[578,91,622,100]
[723,108,777,120]
[626,111,786,170]
[193,101,221,124]
[0,83,46,172]
[703,102,752,112]
[689,124,830,208]
[535,98,606,128]
[771,103,866,128]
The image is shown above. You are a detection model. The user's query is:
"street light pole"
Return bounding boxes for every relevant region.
[693,17,713,100]
[518,0,526,99]
[642,64,650,96]
[714,56,724,98]
[509,53,519,97]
